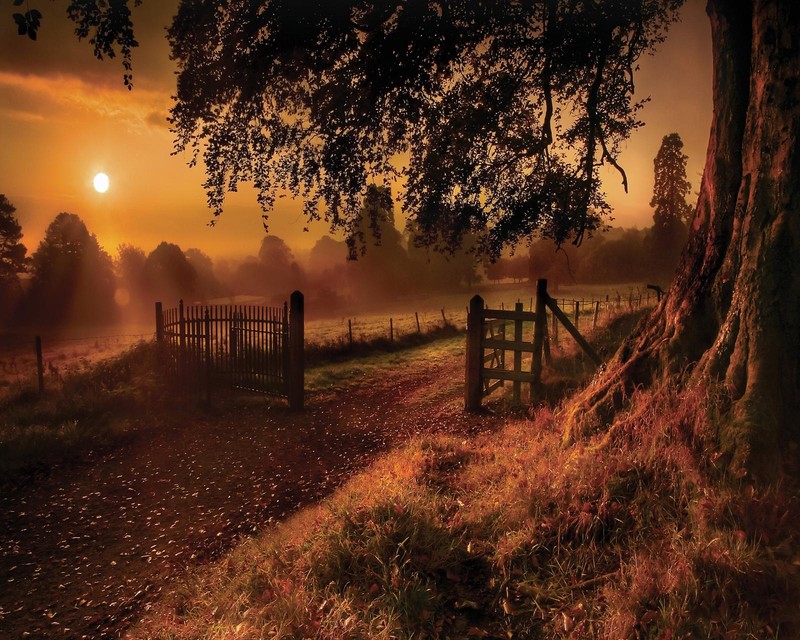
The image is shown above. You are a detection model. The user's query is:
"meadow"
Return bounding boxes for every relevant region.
[0,281,651,399]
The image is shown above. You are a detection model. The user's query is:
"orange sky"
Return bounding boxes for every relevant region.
[0,0,712,262]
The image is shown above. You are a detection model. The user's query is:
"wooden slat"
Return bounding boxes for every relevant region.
[482,338,536,353]
[481,368,537,383]
[481,309,537,322]
[544,295,602,366]
[484,318,510,330]
[482,379,503,396]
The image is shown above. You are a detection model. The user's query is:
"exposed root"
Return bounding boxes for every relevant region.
[561,352,655,446]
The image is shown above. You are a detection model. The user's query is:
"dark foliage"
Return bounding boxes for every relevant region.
[0,195,28,322]
[143,241,198,304]
[28,213,117,325]
[645,132,692,282]
[165,1,683,256]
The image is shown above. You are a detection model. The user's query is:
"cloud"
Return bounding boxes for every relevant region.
[0,107,45,122]
[0,70,172,134]
[146,110,170,130]
[0,2,177,91]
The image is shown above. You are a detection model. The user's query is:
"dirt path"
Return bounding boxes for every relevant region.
[0,346,503,639]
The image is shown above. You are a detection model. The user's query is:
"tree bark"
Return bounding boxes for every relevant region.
[565,0,800,479]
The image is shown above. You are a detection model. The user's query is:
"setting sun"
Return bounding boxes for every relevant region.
[93,172,110,193]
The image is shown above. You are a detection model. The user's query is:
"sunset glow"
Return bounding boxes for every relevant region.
[1,2,796,639]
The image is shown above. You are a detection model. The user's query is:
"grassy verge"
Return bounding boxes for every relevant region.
[126,320,800,640]
[0,342,167,479]
[305,323,462,367]
[306,332,465,395]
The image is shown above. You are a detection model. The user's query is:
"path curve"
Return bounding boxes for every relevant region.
[0,345,502,639]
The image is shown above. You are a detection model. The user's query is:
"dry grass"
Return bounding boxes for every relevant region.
[0,342,168,478]
[0,331,153,400]
[127,354,800,639]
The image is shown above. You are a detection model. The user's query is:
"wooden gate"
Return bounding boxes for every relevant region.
[465,280,601,410]
[155,291,304,408]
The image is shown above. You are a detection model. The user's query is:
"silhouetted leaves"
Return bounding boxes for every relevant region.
[12,9,41,40]
[166,1,684,257]
[11,1,141,86]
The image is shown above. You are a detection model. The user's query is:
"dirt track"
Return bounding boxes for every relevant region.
[0,345,503,639]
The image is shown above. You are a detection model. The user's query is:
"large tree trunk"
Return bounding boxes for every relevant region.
[566,0,800,479]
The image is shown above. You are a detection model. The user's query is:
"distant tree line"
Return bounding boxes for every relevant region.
[0,133,693,327]
[0,186,482,327]
[489,133,695,290]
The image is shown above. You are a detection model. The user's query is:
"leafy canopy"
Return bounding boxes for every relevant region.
[16,0,684,256]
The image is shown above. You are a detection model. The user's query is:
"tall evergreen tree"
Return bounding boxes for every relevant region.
[0,194,28,322]
[650,133,693,228]
[646,133,693,282]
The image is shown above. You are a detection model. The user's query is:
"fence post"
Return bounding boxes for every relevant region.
[415,312,421,333]
[204,308,212,404]
[592,300,600,330]
[513,302,523,404]
[35,336,44,394]
[155,302,164,343]
[390,318,394,342]
[531,279,547,395]
[574,300,580,331]
[348,319,354,349]
[465,295,484,411]
[441,308,447,325]
[288,291,304,410]
[543,315,552,366]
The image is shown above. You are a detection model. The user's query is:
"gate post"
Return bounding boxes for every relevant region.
[288,291,304,410]
[531,279,547,395]
[465,294,484,411]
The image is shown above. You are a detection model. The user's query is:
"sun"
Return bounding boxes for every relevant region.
[93,172,110,193]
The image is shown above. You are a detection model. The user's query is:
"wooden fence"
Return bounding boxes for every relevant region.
[156,291,304,408]
[465,279,652,410]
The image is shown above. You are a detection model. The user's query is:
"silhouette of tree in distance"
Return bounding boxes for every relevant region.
[0,194,27,287]
[28,212,116,325]
[0,194,28,322]
[646,133,693,283]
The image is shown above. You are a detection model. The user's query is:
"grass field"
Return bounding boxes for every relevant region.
[0,282,652,399]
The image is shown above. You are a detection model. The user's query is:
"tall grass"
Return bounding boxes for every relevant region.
[127,327,800,639]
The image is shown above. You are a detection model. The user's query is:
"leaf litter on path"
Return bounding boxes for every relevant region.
[0,349,502,639]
